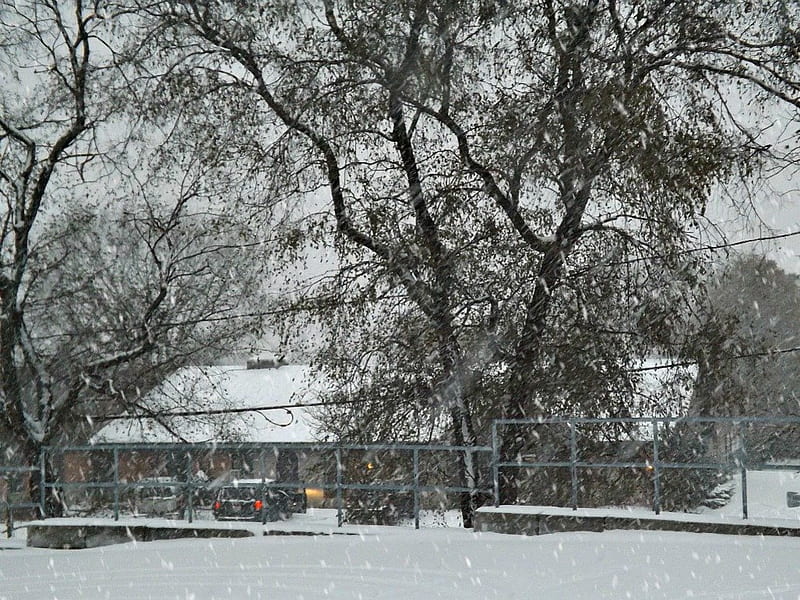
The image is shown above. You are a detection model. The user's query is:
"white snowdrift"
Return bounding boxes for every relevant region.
[1,525,799,599]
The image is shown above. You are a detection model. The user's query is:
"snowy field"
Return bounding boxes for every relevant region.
[707,470,800,521]
[2,469,800,599]
[2,525,800,599]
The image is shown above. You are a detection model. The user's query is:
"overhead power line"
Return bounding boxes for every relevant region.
[95,397,364,421]
[570,229,800,277]
[627,345,800,372]
[703,229,800,250]
[670,230,800,256]
[34,232,800,342]
[96,344,800,422]
[92,232,800,423]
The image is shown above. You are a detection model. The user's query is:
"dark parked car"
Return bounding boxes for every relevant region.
[212,480,306,522]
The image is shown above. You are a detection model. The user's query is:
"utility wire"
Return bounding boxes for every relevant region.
[37,231,800,334]
[639,229,800,260]
[35,231,800,342]
[569,229,800,277]
[627,345,800,372]
[97,344,800,421]
[96,398,363,420]
[92,231,800,422]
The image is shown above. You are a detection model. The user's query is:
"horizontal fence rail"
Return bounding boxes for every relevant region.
[12,416,800,532]
[40,442,493,529]
[491,416,800,518]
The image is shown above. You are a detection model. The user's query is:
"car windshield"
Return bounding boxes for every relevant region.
[219,486,258,500]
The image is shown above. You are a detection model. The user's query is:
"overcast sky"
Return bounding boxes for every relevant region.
[704,99,800,274]
[710,170,800,274]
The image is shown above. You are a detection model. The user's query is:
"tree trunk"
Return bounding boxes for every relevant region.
[13,435,66,519]
[499,242,572,504]
[437,334,481,527]
[498,345,538,505]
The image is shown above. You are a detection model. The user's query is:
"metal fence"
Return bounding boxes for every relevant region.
[10,416,800,531]
[0,466,42,537]
[40,441,493,529]
[491,416,800,518]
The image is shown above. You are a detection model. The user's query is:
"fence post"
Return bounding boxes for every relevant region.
[569,421,578,510]
[413,448,420,530]
[741,467,748,520]
[335,447,343,528]
[652,418,661,515]
[3,499,12,538]
[6,502,12,538]
[492,422,500,507]
[260,450,268,525]
[739,423,748,520]
[260,476,267,525]
[113,448,120,522]
[39,450,46,519]
[185,451,193,524]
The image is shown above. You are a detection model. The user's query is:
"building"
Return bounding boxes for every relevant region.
[94,362,326,446]
[55,361,332,511]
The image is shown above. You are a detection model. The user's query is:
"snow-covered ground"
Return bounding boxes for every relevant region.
[2,469,800,599]
[2,524,800,599]
[706,470,800,521]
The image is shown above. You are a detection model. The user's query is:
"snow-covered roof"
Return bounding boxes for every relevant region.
[93,365,329,444]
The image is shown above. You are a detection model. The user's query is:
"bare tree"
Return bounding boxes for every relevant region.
[130,0,800,518]
[357,0,800,501]
[1,0,110,476]
[125,0,494,523]
[0,1,269,511]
